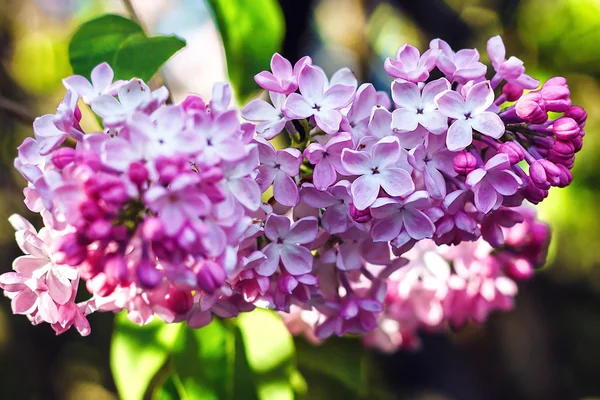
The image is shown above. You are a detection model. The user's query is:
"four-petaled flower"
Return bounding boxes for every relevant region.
[465,154,522,213]
[435,81,505,151]
[341,136,415,210]
[255,215,319,276]
[282,65,356,134]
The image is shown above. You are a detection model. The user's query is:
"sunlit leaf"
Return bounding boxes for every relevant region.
[69,14,143,79]
[236,309,295,374]
[113,34,186,82]
[171,320,233,400]
[110,312,184,400]
[206,0,285,102]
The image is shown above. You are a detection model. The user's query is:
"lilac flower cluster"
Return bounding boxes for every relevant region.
[0,36,584,350]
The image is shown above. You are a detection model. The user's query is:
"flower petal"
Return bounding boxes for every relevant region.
[273,171,299,206]
[351,174,380,210]
[281,244,313,275]
[286,216,319,244]
[379,168,414,197]
[403,209,435,240]
[446,119,473,151]
[471,112,505,139]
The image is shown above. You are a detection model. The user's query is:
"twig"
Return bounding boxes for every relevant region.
[0,96,35,125]
[121,0,174,104]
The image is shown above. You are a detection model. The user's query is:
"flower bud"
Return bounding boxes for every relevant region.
[198,166,224,183]
[142,217,165,241]
[541,77,571,112]
[349,203,371,223]
[104,254,128,285]
[498,142,524,164]
[51,147,76,170]
[86,219,112,241]
[547,152,574,169]
[164,287,194,316]
[550,140,574,158]
[506,257,534,280]
[564,106,587,127]
[453,151,477,175]
[502,82,524,102]
[57,233,88,266]
[555,164,573,188]
[521,177,547,204]
[552,117,579,140]
[516,92,547,123]
[571,136,583,153]
[75,150,102,171]
[128,161,149,186]
[80,199,102,222]
[529,159,561,189]
[196,260,226,294]
[136,260,163,289]
[181,95,206,113]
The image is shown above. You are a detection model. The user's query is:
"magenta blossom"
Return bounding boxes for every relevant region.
[255,215,318,277]
[254,53,311,94]
[370,191,435,242]
[283,65,356,134]
[391,78,450,134]
[255,138,302,206]
[341,136,415,210]
[435,81,505,151]
[304,132,353,190]
[430,39,487,84]
[242,92,288,140]
[487,36,539,90]
[466,154,522,213]
[384,44,436,83]
[63,62,124,104]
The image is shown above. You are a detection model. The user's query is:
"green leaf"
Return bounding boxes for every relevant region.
[237,309,296,400]
[206,0,285,102]
[171,319,234,400]
[113,34,186,82]
[110,312,184,400]
[69,14,144,79]
[295,336,366,396]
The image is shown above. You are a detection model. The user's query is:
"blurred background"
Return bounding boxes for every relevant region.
[0,0,599,399]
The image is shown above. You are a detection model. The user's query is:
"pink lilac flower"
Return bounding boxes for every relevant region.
[91,79,168,127]
[435,81,505,151]
[384,44,436,82]
[300,181,354,234]
[241,91,288,139]
[254,53,311,94]
[430,39,487,84]
[487,36,539,90]
[466,154,522,213]
[282,65,356,134]
[304,132,353,190]
[391,78,450,134]
[254,215,318,277]
[407,134,456,199]
[341,136,414,210]
[255,137,303,206]
[63,62,124,103]
[370,191,435,242]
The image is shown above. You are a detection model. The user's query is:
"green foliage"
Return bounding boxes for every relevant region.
[206,0,285,102]
[110,312,184,400]
[113,34,186,82]
[68,14,185,83]
[110,310,302,400]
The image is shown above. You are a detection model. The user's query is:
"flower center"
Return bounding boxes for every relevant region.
[371,167,380,174]
[312,104,321,111]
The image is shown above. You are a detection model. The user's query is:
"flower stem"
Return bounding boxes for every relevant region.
[0,95,35,125]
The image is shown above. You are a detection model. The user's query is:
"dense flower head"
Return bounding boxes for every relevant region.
[3,35,586,352]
